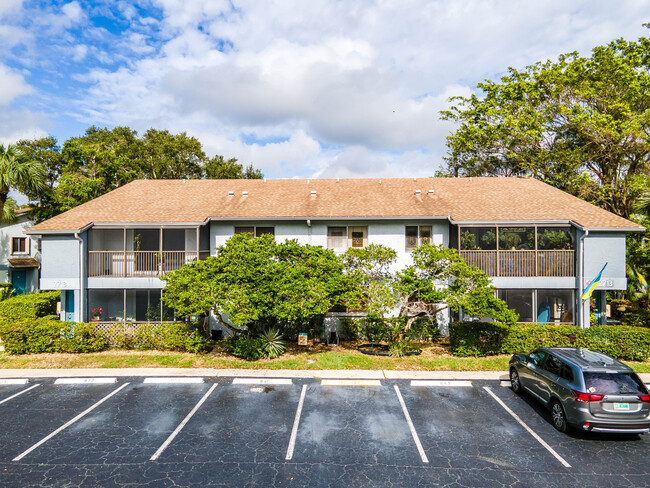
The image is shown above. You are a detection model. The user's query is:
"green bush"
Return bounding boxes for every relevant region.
[259,328,286,359]
[0,318,106,354]
[449,321,650,361]
[0,291,60,321]
[617,310,650,328]
[449,321,510,356]
[227,335,266,361]
[129,322,209,353]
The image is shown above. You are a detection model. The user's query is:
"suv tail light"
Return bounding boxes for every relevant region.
[571,389,604,402]
[638,395,650,403]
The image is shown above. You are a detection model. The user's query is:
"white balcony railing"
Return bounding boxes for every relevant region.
[88,251,200,277]
[459,250,575,277]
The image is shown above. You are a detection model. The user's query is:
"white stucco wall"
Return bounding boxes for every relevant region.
[209,219,449,271]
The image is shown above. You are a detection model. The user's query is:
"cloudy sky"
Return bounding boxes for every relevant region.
[0,0,647,180]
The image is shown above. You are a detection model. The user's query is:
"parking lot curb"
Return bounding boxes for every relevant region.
[0,368,647,382]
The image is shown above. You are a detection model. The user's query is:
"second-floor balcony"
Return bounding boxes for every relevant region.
[457,225,576,277]
[460,249,575,277]
[88,250,211,278]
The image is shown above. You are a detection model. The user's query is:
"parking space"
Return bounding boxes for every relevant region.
[0,375,648,487]
[486,383,650,476]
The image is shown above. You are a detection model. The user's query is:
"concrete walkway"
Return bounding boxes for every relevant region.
[0,368,648,382]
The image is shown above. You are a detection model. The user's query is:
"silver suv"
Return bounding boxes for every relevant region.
[509,347,650,434]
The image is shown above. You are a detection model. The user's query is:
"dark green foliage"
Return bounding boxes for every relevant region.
[0,291,60,321]
[129,322,209,353]
[0,319,105,354]
[227,335,266,361]
[616,310,650,328]
[259,328,286,359]
[449,321,510,356]
[450,321,650,361]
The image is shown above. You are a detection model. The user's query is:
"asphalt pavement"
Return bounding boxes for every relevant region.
[0,373,648,487]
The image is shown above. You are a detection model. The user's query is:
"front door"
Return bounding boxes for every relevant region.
[11,269,27,295]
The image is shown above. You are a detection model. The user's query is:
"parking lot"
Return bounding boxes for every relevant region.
[1,375,649,487]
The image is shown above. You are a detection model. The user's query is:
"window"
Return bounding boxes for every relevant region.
[497,289,534,322]
[234,226,275,237]
[559,363,574,382]
[544,355,563,376]
[327,227,347,252]
[255,227,275,237]
[11,237,27,254]
[583,372,646,395]
[497,289,574,324]
[405,225,432,251]
[348,226,367,248]
[528,350,546,367]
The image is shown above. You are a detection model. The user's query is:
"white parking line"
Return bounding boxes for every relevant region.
[320,379,382,386]
[411,380,472,387]
[13,383,130,462]
[0,379,29,385]
[483,386,571,468]
[143,377,204,384]
[285,384,307,461]
[55,378,117,385]
[232,378,292,385]
[394,385,429,463]
[150,383,218,461]
[0,384,40,406]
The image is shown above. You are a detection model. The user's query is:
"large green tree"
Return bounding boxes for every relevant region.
[161,233,352,333]
[441,36,650,218]
[0,145,46,225]
[19,126,264,221]
[343,243,517,330]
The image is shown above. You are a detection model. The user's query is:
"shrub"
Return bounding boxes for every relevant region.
[259,328,286,359]
[0,318,106,354]
[449,321,650,361]
[0,291,60,321]
[449,321,510,356]
[129,322,209,353]
[227,335,266,361]
[618,310,650,328]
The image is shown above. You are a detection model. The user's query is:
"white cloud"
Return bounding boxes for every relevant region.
[0,64,32,105]
[0,0,23,19]
[48,0,650,177]
[0,109,48,146]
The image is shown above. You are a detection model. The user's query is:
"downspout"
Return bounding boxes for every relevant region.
[307,219,312,245]
[578,229,589,329]
[74,231,85,322]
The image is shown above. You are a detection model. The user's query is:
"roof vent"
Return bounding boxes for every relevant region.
[228,191,235,196]
[311,190,317,196]
[414,189,421,195]
[242,191,248,196]
[428,189,434,194]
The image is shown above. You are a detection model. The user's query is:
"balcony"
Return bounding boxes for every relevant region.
[88,251,208,277]
[460,250,575,277]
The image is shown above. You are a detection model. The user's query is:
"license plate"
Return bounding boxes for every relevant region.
[613,403,630,410]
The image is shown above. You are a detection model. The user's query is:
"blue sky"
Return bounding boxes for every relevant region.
[0,0,648,180]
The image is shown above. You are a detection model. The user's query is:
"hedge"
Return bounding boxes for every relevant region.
[105,322,209,354]
[450,321,650,361]
[0,291,60,321]
[0,318,106,354]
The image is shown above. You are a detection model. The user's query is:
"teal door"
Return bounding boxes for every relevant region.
[11,269,27,295]
[65,291,75,321]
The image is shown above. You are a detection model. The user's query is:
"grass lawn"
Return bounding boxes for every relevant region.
[0,341,649,372]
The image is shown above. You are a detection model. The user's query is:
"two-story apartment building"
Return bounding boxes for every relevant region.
[26,177,642,330]
[0,208,40,294]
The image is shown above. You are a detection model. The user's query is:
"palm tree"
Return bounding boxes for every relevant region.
[0,145,46,225]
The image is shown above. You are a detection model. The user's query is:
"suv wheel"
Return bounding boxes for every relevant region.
[510,369,521,394]
[551,400,569,433]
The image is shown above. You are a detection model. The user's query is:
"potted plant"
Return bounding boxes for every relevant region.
[91,307,103,321]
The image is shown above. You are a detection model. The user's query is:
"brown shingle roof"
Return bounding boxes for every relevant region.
[28,177,642,232]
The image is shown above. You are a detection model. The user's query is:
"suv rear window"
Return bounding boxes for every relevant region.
[583,372,647,395]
